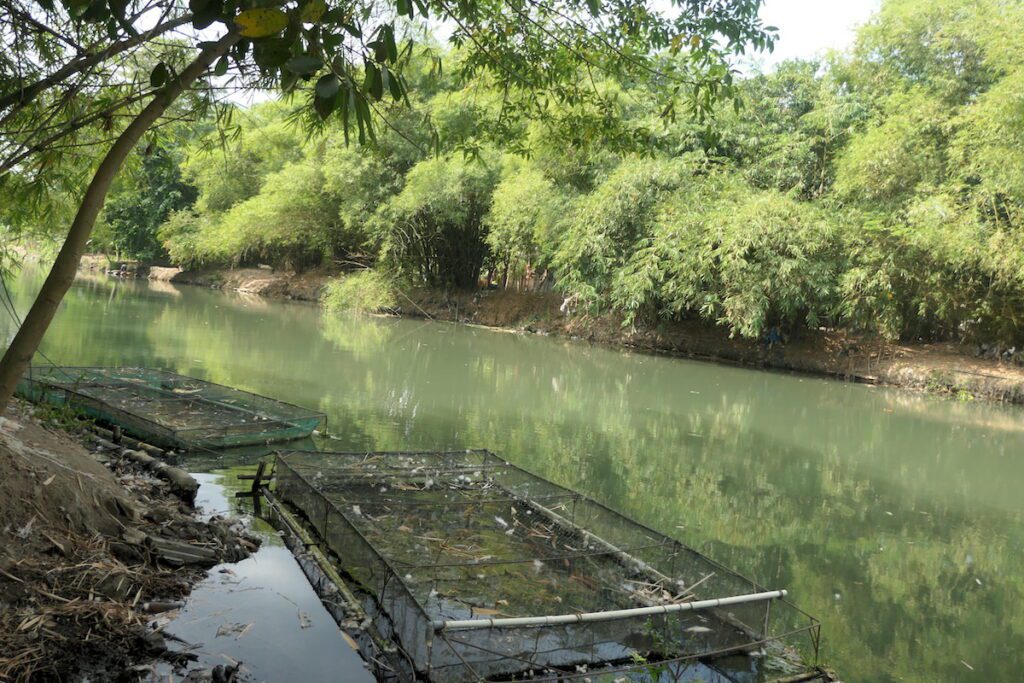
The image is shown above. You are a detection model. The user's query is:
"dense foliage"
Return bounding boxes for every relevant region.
[107,0,1024,345]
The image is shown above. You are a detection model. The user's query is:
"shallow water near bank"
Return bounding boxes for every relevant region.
[4,268,1024,682]
[150,472,373,681]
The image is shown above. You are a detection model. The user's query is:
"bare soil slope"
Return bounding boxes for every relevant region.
[0,404,254,681]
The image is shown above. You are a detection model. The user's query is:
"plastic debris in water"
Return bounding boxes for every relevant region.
[495,516,509,528]
[352,505,361,516]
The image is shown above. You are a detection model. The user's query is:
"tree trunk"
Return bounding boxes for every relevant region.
[0,31,238,411]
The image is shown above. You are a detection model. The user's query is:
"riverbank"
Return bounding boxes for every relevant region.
[0,400,258,681]
[139,264,1024,404]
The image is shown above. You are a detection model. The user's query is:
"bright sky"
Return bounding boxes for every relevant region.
[750,0,881,70]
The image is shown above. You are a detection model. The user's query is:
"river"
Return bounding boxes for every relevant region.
[3,268,1023,682]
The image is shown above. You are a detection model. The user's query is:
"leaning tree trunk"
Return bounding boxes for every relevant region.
[0,31,238,411]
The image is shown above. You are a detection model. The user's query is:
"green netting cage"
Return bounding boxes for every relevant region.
[274,450,822,681]
[17,366,324,450]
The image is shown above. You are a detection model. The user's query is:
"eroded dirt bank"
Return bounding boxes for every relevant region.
[142,265,1024,404]
[0,402,257,681]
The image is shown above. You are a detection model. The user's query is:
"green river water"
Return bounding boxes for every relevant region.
[3,268,1023,682]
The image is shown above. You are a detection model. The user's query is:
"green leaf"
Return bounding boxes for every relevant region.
[315,73,340,99]
[355,96,366,144]
[235,8,289,37]
[281,69,300,93]
[232,39,250,61]
[299,0,327,23]
[190,0,222,30]
[340,85,351,145]
[366,40,387,63]
[253,39,291,69]
[81,0,110,23]
[285,55,324,75]
[314,90,336,119]
[382,24,398,63]
[321,8,346,23]
[322,31,344,50]
[383,66,403,102]
[150,62,168,88]
[355,95,375,143]
[585,0,600,16]
[363,62,383,101]
[214,55,229,77]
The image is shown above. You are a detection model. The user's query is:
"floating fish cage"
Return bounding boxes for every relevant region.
[17,366,324,450]
[274,450,822,681]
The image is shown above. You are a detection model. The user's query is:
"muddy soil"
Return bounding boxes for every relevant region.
[0,402,259,682]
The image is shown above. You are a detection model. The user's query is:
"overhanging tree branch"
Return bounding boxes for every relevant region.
[0,30,239,410]
[0,13,192,123]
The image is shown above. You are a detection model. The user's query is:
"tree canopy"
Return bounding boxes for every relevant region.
[0,0,778,409]
[8,0,1024,407]
[111,0,1024,349]
[0,0,774,233]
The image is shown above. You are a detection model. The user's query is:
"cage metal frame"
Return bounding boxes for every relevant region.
[18,365,325,450]
[274,449,822,681]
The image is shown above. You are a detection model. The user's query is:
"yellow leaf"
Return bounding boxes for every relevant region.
[299,0,327,23]
[235,8,289,38]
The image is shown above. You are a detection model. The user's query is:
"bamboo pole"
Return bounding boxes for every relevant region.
[434,590,787,631]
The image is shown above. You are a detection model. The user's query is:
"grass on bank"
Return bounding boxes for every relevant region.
[323,270,398,315]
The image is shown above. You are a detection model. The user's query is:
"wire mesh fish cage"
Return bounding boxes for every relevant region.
[274,450,822,681]
[17,366,324,450]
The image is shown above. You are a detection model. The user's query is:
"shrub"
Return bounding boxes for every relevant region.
[554,157,690,309]
[378,154,500,288]
[613,176,843,338]
[838,196,1024,344]
[158,209,208,269]
[323,270,398,314]
[484,159,567,289]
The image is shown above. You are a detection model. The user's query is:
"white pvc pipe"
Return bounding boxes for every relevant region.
[434,589,787,631]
